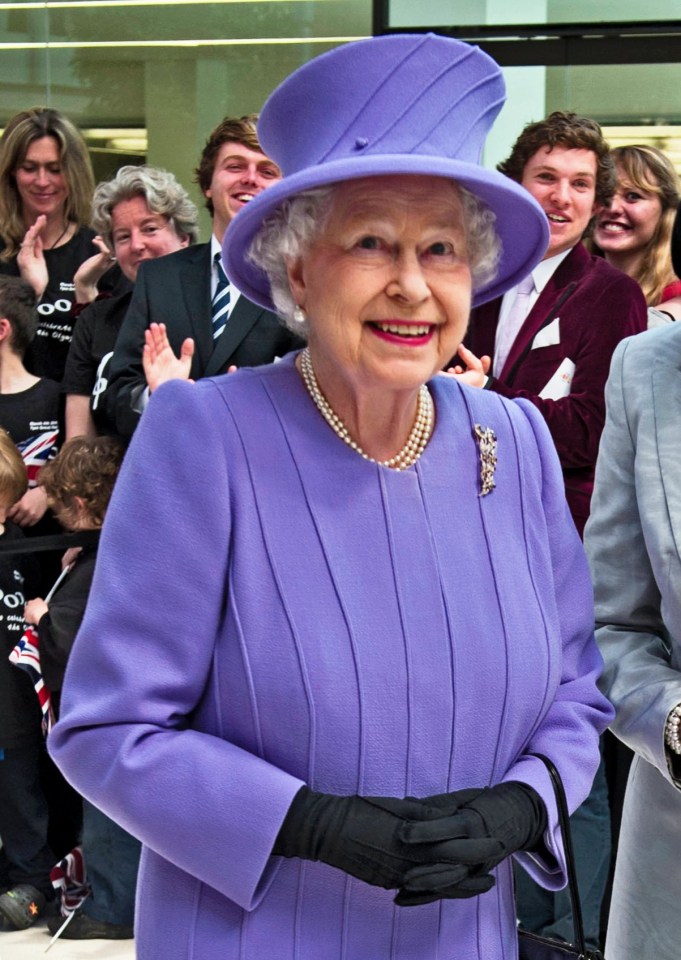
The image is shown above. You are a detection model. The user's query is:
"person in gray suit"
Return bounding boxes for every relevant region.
[103,115,303,439]
[584,205,681,960]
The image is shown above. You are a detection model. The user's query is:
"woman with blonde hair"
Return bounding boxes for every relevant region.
[593,145,681,309]
[0,107,123,380]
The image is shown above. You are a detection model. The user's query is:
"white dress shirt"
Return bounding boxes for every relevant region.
[493,247,572,373]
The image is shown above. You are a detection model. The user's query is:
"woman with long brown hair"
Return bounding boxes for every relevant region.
[0,107,123,380]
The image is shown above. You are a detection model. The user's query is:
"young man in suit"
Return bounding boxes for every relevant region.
[454,111,647,537]
[453,112,648,951]
[103,115,303,439]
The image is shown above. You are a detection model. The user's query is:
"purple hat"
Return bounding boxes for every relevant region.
[224,32,549,310]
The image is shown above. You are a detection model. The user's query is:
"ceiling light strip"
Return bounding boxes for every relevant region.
[0,1,332,9]
[0,36,366,48]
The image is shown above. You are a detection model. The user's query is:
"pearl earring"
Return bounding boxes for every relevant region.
[293,305,307,325]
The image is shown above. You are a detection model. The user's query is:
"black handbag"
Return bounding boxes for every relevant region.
[517,754,605,960]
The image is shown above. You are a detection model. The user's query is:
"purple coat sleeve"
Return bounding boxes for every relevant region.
[48,378,304,910]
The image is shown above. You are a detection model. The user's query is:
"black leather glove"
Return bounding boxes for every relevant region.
[396,782,547,905]
[272,786,502,892]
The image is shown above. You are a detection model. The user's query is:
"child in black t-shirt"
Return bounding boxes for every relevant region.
[24,436,140,941]
[0,276,62,531]
[0,276,74,868]
[0,429,55,931]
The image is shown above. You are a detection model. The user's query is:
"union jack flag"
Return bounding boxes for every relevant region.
[9,624,54,734]
[50,846,90,917]
[8,566,69,735]
[16,429,59,486]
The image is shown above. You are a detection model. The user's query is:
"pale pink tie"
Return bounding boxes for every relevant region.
[494,273,535,375]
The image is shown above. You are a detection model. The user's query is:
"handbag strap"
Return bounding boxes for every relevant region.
[529,753,589,956]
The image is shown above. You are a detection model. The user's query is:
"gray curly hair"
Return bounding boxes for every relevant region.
[92,165,199,249]
[247,180,501,332]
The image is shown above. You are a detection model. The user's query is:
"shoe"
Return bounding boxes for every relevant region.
[0,884,46,929]
[46,910,134,940]
[42,896,60,918]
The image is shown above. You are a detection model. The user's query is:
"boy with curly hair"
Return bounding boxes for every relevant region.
[23,436,140,941]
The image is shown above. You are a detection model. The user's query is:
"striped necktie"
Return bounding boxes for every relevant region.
[212,252,230,340]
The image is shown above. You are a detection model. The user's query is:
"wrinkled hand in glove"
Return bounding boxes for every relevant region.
[272,786,502,896]
[396,782,547,905]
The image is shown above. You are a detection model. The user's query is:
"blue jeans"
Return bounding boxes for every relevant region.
[0,741,55,897]
[515,753,610,949]
[81,800,141,926]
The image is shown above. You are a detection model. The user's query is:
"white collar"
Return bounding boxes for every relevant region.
[529,246,573,294]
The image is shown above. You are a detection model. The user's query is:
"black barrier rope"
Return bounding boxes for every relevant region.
[0,529,101,555]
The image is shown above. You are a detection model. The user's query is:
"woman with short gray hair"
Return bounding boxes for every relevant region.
[63,165,198,439]
[92,164,199,256]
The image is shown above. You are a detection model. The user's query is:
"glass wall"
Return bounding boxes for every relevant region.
[484,61,681,171]
[378,0,681,172]
[386,0,681,28]
[2,0,680,221]
[0,0,372,237]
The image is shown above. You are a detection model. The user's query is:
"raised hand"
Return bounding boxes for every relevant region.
[74,235,116,303]
[17,216,49,298]
[443,345,491,387]
[142,322,195,392]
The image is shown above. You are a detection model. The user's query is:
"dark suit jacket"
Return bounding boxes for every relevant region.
[463,243,647,534]
[104,243,303,438]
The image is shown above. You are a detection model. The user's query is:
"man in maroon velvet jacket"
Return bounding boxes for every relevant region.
[454,112,647,537]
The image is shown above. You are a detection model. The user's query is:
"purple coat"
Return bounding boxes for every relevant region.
[49,356,612,959]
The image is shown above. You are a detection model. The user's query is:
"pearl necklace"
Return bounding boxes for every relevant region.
[299,347,434,471]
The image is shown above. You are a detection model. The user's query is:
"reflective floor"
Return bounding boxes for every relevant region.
[0,917,135,959]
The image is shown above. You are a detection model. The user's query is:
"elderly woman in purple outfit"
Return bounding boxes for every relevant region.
[48,33,612,960]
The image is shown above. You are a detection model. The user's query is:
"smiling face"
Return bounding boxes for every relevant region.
[593,164,663,266]
[205,141,281,241]
[14,135,68,225]
[111,195,189,282]
[286,175,472,401]
[521,145,599,259]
